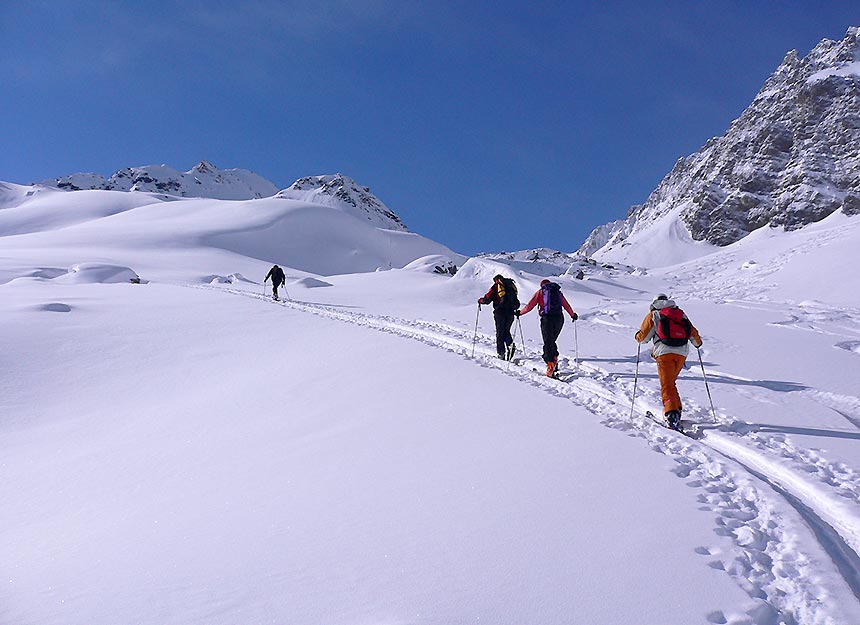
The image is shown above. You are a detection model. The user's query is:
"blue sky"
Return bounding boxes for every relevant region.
[2,1,858,254]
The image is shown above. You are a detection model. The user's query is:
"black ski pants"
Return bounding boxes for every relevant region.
[493,308,516,357]
[540,313,565,363]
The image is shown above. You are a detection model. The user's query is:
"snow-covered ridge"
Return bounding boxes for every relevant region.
[579,26,860,266]
[42,164,410,232]
[275,173,407,231]
[808,59,860,83]
[0,176,462,278]
[44,161,280,201]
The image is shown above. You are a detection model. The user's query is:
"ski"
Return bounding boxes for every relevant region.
[532,367,563,381]
[645,410,692,436]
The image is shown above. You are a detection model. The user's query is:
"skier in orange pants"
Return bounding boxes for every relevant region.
[635,294,702,429]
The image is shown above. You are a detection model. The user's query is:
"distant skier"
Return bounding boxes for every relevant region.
[478,274,520,360]
[517,280,577,377]
[264,264,286,301]
[634,294,703,430]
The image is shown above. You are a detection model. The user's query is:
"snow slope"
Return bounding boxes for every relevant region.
[2,184,860,624]
[0,189,463,279]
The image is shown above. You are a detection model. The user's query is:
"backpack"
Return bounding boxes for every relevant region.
[272,266,285,285]
[497,278,520,310]
[540,282,563,315]
[656,307,692,346]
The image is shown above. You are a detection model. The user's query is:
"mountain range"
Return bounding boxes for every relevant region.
[42,163,406,232]
[28,27,860,276]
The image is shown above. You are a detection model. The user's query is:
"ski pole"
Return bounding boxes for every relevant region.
[574,317,579,370]
[697,347,717,422]
[282,281,291,301]
[263,278,267,296]
[516,315,527,359]
[471,304,481,358]
[630,342,641,420]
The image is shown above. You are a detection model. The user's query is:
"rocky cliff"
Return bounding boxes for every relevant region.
[580,27,860,258]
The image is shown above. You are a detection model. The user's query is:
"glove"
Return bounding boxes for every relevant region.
[571,312,578,321]
[477,298,486,305]
[514,310,521,317]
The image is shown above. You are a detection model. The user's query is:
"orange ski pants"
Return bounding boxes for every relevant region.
[656,353,687,414]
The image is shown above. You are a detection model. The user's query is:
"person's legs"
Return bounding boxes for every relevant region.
[540,316,554,363]
[541,315,564,361]
[493,310,507,358]
[549,315,564,362]
[656,353,686,414]
[501,310,516,359]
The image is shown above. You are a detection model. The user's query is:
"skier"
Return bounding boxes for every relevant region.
[634,294,703,430]
[477,274,520,360]
[517,280,577,377]
[264,264,286,301]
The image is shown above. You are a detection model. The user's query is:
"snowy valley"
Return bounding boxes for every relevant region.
[3,168,860,625]
[4,27,860,625]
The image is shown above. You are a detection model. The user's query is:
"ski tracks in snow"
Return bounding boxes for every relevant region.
[208,285,860,624]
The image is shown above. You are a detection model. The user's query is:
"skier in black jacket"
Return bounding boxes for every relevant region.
[265,265,286,300]
[478,274,520,360]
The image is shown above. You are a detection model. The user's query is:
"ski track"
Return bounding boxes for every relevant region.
[204,285,860,624]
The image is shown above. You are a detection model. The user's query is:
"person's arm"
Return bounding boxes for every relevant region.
[689,323,703,348]
[634,312,655,343]
[561,295,576,319]
[519,290,541,315]
[478,284,496,305]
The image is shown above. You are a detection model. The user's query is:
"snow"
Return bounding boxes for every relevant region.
[44,161,281,200]
[2,184,860,624]
[276,173,406,231]
[589,206,719,268]
[808,60,860,83]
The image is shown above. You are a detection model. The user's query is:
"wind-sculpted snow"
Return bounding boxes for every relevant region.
[0,190,464,279]
[56,263,141,284]
[0,188,164,236]
[210,283,860,624]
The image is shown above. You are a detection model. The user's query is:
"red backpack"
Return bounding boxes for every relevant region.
[656,307,692,347]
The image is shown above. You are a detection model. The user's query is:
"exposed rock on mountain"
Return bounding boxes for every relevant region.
[275,174,407,231]
[43,165,409,232]
[478,247,635,278]
[44,161,280,200]
[581,27,860,258]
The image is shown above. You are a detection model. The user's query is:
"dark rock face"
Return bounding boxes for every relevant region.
[844,194,860,215]
[279,174,407,231]
[580,27,860,254]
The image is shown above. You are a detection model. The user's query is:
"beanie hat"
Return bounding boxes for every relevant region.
[650,294,670,310]
[651,293,677,310]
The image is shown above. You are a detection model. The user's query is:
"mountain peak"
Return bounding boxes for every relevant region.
[44,162,279,200]
[578,27,860,266]
[190,160,217,175]
[276,174,407,231]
